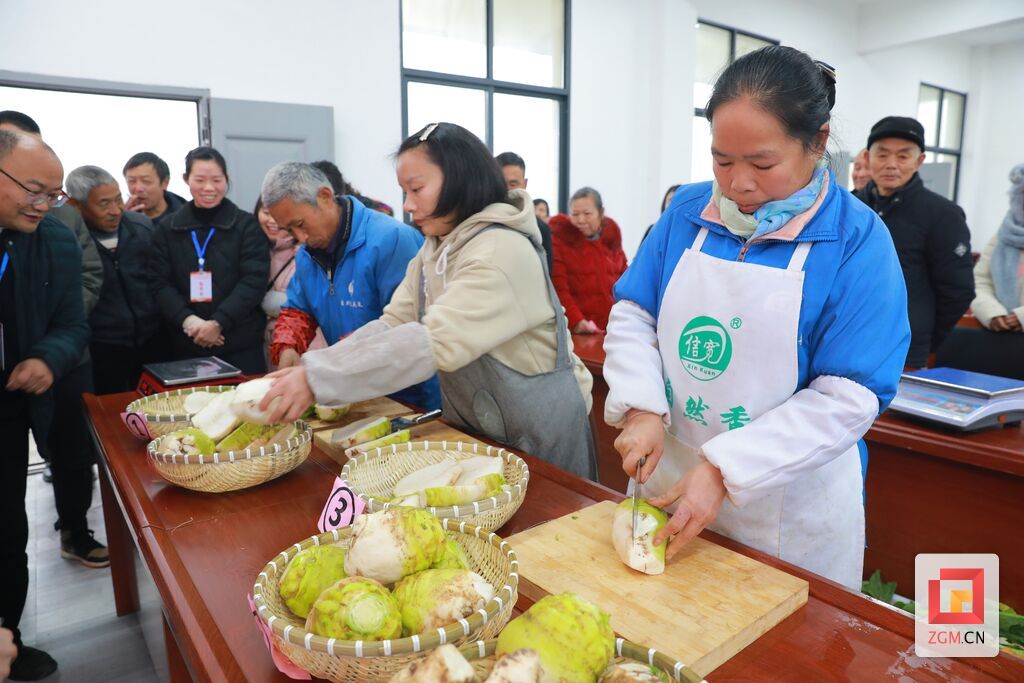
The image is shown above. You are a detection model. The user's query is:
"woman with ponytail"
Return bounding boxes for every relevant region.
[602,46,910,588]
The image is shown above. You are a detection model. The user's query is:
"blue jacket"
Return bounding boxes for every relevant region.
[285,197,440,410]
[615,176,910,412]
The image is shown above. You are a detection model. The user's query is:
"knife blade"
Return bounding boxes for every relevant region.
[390,409,442,432]
[632,456,647,541]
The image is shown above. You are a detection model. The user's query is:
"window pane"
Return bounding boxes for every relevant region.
[406,82,487,143]
[940,91,965,150]
[921,151,958,200]
[694,23,730,110]
[493,93,560,211]
[735,34,771,59]
[0,85,197,199]
[402,0,486,78]
[494,0,564,88]
[917,85,941,148]
[691,116,714,183]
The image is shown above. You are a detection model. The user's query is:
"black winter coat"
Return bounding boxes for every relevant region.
[860,174,975,368]
[150,199,270,359]
[89,211,161,347]
[2,217,90,432]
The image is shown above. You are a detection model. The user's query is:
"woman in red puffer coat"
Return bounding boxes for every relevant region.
[549,187,628,333]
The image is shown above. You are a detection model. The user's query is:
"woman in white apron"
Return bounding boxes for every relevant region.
[261,123,597,479]
[604,46,910,589]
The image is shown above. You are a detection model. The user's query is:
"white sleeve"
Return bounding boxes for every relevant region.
[701,375,876,507]
[302,321,436,406]
[603,300,671,428]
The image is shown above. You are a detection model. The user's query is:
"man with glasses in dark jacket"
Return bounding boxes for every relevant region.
[0,129,89,681]
[859,116,975,369]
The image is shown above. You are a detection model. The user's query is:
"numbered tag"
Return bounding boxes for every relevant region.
[190,270,213,302]
[247,594,311,679]
[318,476,365,533]
[120,411,153,441]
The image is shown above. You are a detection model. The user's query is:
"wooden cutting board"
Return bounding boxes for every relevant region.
[507,501,809,677]
[314,397,472,464]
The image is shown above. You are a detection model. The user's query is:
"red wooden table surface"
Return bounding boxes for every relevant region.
[85,390,1024,682]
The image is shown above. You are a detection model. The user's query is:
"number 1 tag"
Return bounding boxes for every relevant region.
[318,476,364,533]
[190,271,213,302]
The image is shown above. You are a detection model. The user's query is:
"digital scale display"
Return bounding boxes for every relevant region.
[889,368,1024,431]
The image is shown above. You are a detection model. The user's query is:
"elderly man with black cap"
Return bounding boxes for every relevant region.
[860,116,975,369]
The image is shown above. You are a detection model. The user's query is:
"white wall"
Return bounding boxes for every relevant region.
[0,0,404,211]
[569,0,696,256]
[958,39,1024,250]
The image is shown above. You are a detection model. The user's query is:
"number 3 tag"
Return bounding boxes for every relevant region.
[318,476,365,533]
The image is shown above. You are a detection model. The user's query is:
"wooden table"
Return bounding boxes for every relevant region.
[572,333,1024,609]
[84,390,1024,681]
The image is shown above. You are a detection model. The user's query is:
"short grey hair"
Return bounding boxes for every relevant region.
[571,186,604,213]
[261,162,333,208]
[66,165,118,202]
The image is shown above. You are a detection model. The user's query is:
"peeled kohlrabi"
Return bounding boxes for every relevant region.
[387,644,477,683]
[484,648,544,683]
[332,416,392,449]
[495,592,615,683]
[597,662,665,683]
[343,508,447,585]
[393,568,494,636]
[304,576,402,641]
[344,429,411,457]
[190,390,240,441]
[453,455,505,485]
[230,378,280,424]
[419,473,505,507]
[430,535,471,570]
[182,391,217,414]
[278,545,347,618]
[611,498,669,576]
[158,428,215,458]
[314,403,351,422]
[392,460,463,499]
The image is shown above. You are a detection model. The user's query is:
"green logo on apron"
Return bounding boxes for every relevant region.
[677,315,732,381]
[665,378,674,407]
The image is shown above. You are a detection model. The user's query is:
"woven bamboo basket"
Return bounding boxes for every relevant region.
[341,441,528,532]
[252,519,519,682]
[146,421,312,493]
[456,638,706,683]
[125,385,237,437]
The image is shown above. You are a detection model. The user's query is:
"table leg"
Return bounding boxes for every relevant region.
[99,462,139,615]
[163,613,193,683]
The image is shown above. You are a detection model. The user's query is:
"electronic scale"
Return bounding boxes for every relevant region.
[888,367,1024,431]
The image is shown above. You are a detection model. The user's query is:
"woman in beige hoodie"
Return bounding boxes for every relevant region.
[263,122,597,479]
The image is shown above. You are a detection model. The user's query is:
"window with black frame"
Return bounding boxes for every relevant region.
[691,20,778,182]
[401,0,569,211]
[917,83,966,201]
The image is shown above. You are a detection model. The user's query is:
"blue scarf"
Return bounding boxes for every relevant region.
[713,162,828,241]
[991,164,1024,312]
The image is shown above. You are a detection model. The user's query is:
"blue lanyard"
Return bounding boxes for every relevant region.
[0,251,8,284]
[190,229,216,271]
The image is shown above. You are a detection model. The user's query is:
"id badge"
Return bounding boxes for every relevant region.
[190,271,213,302]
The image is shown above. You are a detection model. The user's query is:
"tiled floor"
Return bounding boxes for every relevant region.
[19,469,158,683]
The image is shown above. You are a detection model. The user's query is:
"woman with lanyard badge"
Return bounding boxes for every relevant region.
[604,46,910,589]
[150,147,270,374]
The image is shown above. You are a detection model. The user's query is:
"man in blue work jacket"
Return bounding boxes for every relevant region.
[261,161,439,410]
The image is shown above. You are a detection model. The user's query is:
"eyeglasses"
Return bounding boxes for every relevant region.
[0,167,69,208]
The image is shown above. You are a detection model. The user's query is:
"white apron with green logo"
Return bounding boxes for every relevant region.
[649,227,864,589]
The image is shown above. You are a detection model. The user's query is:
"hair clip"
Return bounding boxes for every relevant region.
[419,123,440,142]
[814,60,837,82]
